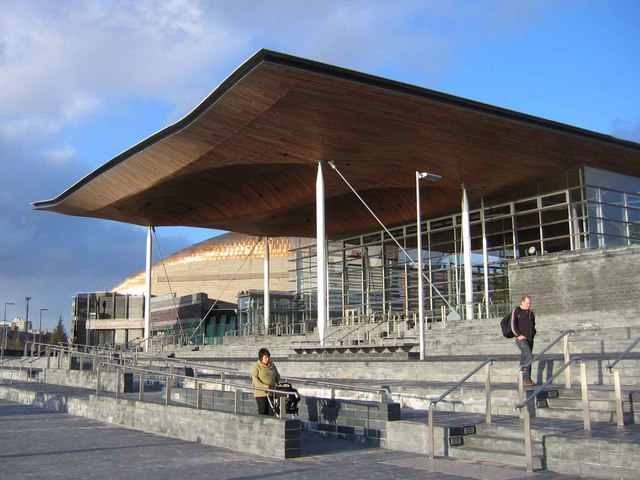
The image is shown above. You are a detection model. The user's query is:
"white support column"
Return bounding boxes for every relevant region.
[461,185,473,321]
[416,172,426,361]
[416,171,442,357]
[480,198,490,318]
[263,237,270,334]
[144,226,153,352]
[316,162,327,346]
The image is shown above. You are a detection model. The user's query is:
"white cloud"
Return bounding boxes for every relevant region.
[0,0,243,134]
[2,0,522,139]
[42,144,77,166]
[61,92,102,125]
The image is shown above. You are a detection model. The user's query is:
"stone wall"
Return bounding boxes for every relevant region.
[171,387,401,447]
[299,397,400,447]
[0,384,300,459]
[508,245,640,316]
[85,395,300,459]
[545,428,640,479]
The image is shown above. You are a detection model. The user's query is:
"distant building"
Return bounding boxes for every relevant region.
[72,233,313,346]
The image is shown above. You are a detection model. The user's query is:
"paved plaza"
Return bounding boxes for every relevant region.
[0,399,587,480]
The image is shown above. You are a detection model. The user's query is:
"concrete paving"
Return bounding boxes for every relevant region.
[0,398,586,480]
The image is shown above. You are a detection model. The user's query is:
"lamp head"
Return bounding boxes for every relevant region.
[417,171,442,182]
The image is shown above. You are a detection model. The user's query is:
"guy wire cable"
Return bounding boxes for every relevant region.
[187,235,264,342]
[327,160,457,313]
[152,227,185,336]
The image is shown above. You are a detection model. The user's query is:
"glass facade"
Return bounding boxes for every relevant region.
[291,167,640,325]
[236,290,306,335]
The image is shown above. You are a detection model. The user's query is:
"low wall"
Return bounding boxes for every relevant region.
[85,395,300,459]
[0,384,78,412]
[386,420,448,456]
[545,430,640,479]
[172,387,401,447]
[0,384,301,459]
[299,397,400,446]
[41,368,133,393]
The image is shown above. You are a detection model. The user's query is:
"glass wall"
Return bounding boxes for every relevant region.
[290,166,640,325]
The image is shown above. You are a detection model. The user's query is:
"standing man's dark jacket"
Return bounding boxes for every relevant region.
[511,306,536,340]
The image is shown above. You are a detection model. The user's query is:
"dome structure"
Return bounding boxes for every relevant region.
[112,232,314,305]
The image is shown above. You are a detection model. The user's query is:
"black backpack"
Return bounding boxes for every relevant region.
[500,309,515,338]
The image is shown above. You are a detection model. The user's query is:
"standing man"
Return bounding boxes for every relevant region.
[251,348,280,415]
[511,295,536,386]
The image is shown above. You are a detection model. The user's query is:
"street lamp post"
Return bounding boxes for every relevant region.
[25,296,31,355]
[38,308,48,354]
[2,302,15,370]
[25,296,31,333]
[416,171,442,361]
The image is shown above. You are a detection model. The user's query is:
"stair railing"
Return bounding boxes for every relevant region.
[513,356,590,473]
[95,360,390,413]
[97,361,281,414]
[282,376,389,403]
[427,357,497,458]
[605,335,640,427]
[518,329,575,392]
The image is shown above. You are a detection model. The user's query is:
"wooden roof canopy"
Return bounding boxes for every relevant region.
[33,49,640,239]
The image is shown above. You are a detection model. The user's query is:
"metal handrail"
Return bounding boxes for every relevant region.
[159,357,239,374]
[283,376,389,403]
[29,343,390,410]
[317,314,417,348]
[49,343,241,380]
[319,321,367,345]
[513,356,590,473]
[139,359,388,403]
[23,341,134,375]
[427,357,497,458]
[518,329,575,389]
[519,329,575,371]
[429,358,497,408]
[605,335,640,371]
[96,361,283,414]
[605,335,640,426]
[97,360,389,415]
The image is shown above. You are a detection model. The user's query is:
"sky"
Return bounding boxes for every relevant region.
[0,0,638,331]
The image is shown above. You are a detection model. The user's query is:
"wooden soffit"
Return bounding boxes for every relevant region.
[33,49,640,238]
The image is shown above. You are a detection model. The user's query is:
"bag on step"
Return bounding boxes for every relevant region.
[500,310,515,338]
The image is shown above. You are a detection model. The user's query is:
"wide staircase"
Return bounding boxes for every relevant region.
[1,307,638,478]
[164,306,640,478]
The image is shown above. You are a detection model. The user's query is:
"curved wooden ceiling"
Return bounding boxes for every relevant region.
[33,49,640,239]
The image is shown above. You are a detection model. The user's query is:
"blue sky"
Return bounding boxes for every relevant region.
[0,0,638,331]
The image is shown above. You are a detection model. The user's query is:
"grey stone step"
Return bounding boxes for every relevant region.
[557,384,637,399]
[456,432,544,456]
[158,311,640,361]
[469,417,582,441]
[448,444,544,469]
[423,332,638,356]
[544,424,640,478]
[535,406,631,424]
[546,397,631,412]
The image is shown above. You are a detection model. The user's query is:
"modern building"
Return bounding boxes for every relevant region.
[34,50,640,346]
[69,233,314,346]
[70,289,239,347]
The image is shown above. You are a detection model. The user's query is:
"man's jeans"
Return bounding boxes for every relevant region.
[516,338,534,382]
